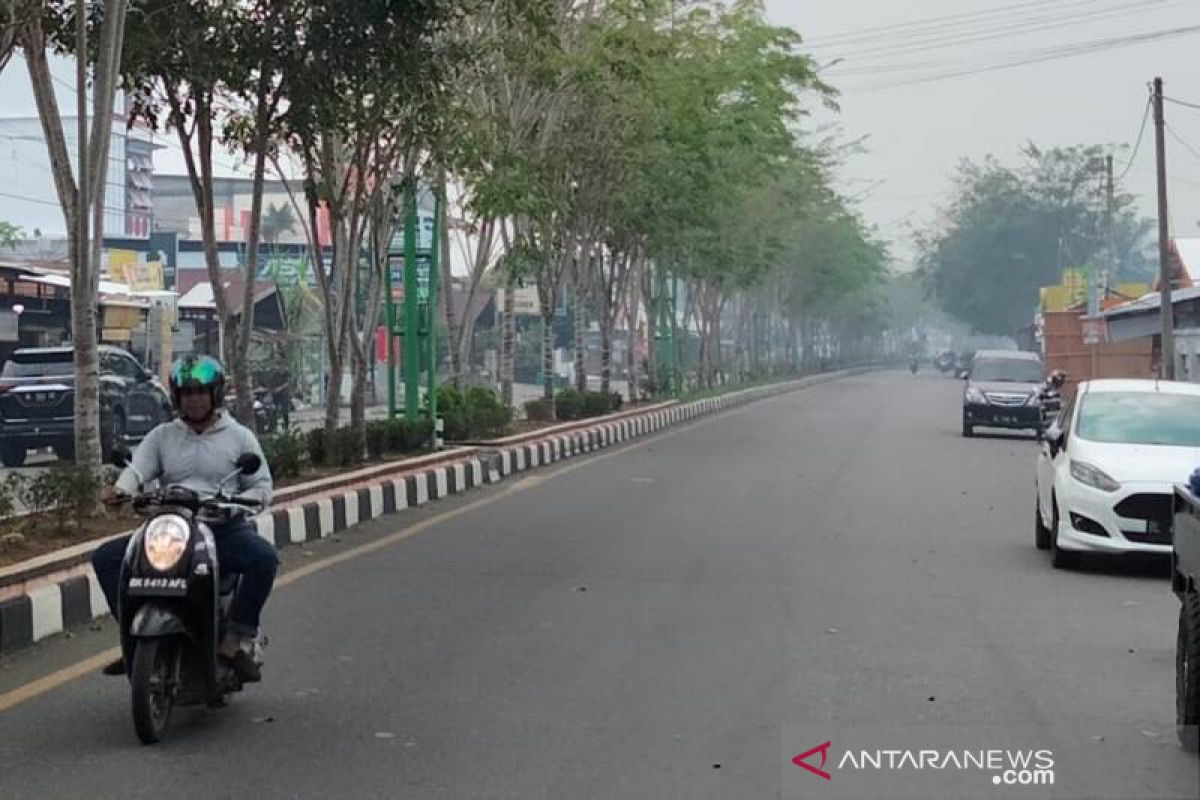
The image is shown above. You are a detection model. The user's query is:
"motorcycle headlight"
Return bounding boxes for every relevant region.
[143,514,191,572]
[1069,460,1121,493]
[965,387,987,404]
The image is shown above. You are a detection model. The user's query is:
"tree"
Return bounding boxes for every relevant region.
[0,221,23,249]
[261,202,296,245]
[20,0,130,469]
[279,0,460,455]
[918,144,1153,336]
[122,0,289,425]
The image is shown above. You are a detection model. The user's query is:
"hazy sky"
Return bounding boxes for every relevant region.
[765,0,1200,269]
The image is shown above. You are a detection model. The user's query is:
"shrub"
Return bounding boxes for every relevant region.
[582,391,622,417]
[406,418,434,449]
[261,428,306,479]
[555,388,584,420]
[463,386,512,438]
[20,464,103,532]
[331,426,362,467]
[366,420,391,460]
[305,428,327,466]
[524,397,555,422]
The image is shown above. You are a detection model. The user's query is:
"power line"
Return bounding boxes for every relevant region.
[826,0,1167,65]
[805,0,1128,47]
[841,25,1200,92]
[1165,122,1200,163]
[1117,98,1153,181]
[1165,96,1200,112]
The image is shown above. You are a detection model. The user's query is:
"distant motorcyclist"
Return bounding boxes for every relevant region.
[93,355,276,682]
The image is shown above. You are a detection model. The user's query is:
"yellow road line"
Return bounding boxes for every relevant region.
[0,403,753,715]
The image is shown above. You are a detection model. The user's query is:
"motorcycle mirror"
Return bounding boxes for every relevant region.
[110,445,133,468]
[236,453,262,475]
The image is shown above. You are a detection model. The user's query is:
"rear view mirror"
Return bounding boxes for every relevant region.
[236,453,262,475]
[110,445,133,468]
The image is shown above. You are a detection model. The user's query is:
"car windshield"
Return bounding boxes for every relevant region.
[970,358,1042,383]
[1076,392,1200,447]
[1,356,73,379]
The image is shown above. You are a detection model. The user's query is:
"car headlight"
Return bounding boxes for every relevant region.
[143,514,190,572]
[965,387,987,404]
[1069,460,1121,493]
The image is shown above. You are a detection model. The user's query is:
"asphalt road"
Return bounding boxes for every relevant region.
[0,372,1196,799]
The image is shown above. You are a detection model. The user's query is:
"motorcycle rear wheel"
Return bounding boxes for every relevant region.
[131,638,180,745]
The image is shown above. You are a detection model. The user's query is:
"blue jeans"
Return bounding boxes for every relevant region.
[92,518,279,637]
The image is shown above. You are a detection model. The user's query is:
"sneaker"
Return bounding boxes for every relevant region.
[220,649,262,683]
[101,657,126,676]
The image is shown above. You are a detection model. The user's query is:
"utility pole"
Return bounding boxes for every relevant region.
[1153,76,1175,379]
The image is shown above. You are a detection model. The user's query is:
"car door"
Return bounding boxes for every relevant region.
[1038,394,1075,523]
[110,351,161,437]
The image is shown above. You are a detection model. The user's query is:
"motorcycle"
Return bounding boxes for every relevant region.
[252,388,278,434]
[108,447,266,744]
[1037,371,1067,437]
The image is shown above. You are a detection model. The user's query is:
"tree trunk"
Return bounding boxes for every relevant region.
[230,74,276,429]
[599,315,612,397]
[500,272,516,408]
[573,282,586,393]
[437,168,459,388]
[540,296,555,405]
[625,277,639,404]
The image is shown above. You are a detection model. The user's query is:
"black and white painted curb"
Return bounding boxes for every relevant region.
[0,370,860,658]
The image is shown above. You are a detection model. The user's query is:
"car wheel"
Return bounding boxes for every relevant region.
[962,420,974,437]
[1177,591,1200,753]
[1050,499,1079,570]
[1035,494,1051,551]
[0,442,26,468]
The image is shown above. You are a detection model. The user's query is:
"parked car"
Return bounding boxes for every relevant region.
[1035,379,1200,569]
[1171,485,1200,752]
[961,349,1045,437]
[0,346,173,467]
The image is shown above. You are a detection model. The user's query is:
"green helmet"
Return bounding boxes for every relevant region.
[169,355,226,409]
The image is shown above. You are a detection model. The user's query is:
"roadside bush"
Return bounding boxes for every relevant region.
[331,427,362,467]
[19,464,103,532]
[463,386,512,439]
[406,418,434,449]
[305,428,327,466]
[524,397,555,422]
[583,391,622,417]
[555,388,584,420]
[433,385,469,441]
[261,428,306,479]
[366,420,390,460]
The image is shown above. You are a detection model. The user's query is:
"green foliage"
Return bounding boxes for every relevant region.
[582,391,622,417]
[432,386,512,440]
[555,388,584,420]
[12,464,103,532]
[917,144,1154,335]
[261,428,306,479]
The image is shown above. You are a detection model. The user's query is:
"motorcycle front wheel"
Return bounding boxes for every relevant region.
[131,637,180,745]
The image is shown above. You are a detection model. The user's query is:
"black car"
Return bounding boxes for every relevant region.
[0,346,173,466]
[961,350,1045,437]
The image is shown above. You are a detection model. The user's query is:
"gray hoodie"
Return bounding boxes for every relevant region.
[116,411,273,506]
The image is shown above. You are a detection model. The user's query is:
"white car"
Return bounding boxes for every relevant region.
[1035,379,1200,569]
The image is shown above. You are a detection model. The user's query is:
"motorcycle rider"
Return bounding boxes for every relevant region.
[93,355,277,682]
